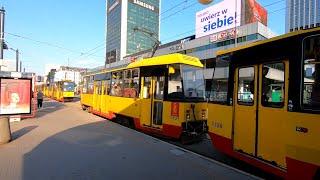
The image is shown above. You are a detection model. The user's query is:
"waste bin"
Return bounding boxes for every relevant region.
[0,117,11,144]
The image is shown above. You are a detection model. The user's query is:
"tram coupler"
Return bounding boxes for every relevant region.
[180,120,208,144]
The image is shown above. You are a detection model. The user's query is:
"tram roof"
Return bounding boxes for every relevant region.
[127,53,203,68]
[216,27,320,56]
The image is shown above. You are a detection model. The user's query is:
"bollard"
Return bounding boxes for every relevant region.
[0,117,11,144]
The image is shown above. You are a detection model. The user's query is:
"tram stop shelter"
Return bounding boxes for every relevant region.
[0,71,34,144]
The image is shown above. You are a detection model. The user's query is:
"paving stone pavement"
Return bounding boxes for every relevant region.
[0,99,259,180]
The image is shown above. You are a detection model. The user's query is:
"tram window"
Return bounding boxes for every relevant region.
[261,63,285,108]
[88,83,94,94]
[104,80,110,95]
[110,71,123,97]
[82,77,89,94]
[143,77,151,99]
[87,75,94,94]
[167,64,184,100]
[123,70,131,97]
[181,65,205,100]
[132,69,140,98]
[237,67,255,105]
[154,76,165,100]
[97,82,102,95]
[207,57,230,103]
[302,35,320,109]
[123,69,139,98]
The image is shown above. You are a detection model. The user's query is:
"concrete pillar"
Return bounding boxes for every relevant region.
[0,117,11,144]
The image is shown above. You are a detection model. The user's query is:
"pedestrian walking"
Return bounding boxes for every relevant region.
[37,90,44,109]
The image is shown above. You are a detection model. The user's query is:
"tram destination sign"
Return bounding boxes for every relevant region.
[195,0,241,38]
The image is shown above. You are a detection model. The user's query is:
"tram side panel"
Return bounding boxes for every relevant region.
[81,93,93,110]
[107,96,140,120]
[207,29,320,179]
[285,112,320,180]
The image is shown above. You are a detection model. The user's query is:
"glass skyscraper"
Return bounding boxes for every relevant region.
[105,0,160,65]
[286,0,320,32]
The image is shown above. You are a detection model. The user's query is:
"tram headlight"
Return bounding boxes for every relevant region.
[201,109,206,120]
[186,110,191,121]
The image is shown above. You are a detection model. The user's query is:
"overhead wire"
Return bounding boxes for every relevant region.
[3,0,198,65]
[161,1,198,22]
[160,0,188,15]
[5,0,289,71]
[5,32,83,54]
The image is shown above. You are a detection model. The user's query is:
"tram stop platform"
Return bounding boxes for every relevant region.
[0,100,259,180]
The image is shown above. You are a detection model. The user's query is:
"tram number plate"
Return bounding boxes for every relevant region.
[296,126,308,133]
[213,122,222,128]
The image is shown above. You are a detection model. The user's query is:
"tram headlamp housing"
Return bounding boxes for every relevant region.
[168,66,175,74]
[186,110,191,121]
[201,109,206,120]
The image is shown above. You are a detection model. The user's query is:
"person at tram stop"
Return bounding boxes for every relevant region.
[37,90,44,109]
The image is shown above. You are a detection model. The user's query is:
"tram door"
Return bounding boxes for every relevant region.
[151,76,165,127]
[233,66,258,156]
[141,75,164,127]
[93,81,101,112]
[233,62,288,168]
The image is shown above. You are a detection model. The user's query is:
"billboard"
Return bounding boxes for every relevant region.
[195,0,241,38]
[0,78,32,115]
[244,0,267,26]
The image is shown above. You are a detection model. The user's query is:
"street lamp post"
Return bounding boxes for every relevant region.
[0,7,5,60]
[0,7,5,71]
[9,48,19,72]
[235,0,238,47]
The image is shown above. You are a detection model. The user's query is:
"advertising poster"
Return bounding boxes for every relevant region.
[244,0,268,26]
[195,0,241,38]
[0,78,32,115]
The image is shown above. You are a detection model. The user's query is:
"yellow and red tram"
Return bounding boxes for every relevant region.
[41,80,75,102]
[81,53,208,143]
[207,28,320,179]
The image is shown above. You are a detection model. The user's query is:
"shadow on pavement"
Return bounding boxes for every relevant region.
[22,121,125,180]
[35,100,65,118]
[11,126,38,141]
[71,97,80,102]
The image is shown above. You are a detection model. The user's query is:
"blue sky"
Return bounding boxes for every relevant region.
[1,0,286,75]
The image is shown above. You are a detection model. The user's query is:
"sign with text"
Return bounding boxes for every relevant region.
[0,78,32,115]
[195,0,241,38]
[209,28,238,43]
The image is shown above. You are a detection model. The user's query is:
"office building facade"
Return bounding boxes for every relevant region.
[286,0,320,32]
[105,0,160,65]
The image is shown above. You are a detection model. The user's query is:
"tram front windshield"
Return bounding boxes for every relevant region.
[168,64,205,101]
[63,82,75,92]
